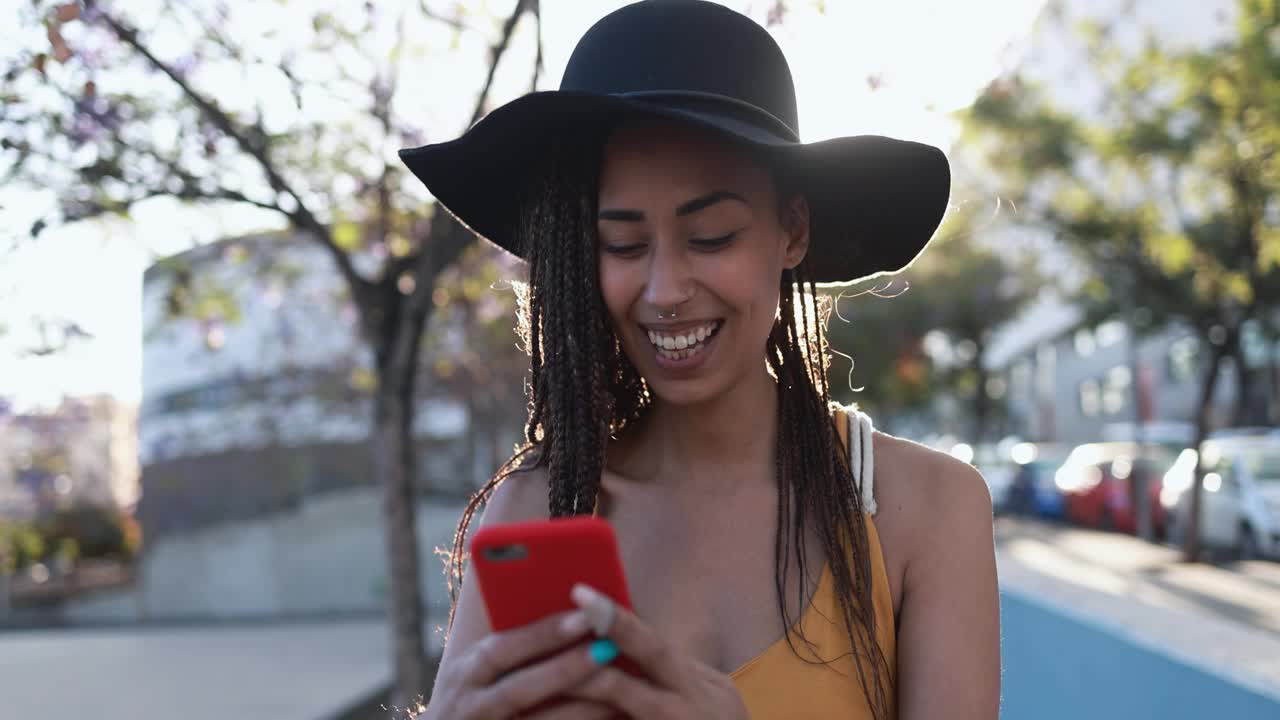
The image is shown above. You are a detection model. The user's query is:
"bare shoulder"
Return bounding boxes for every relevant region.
[479,464,552,526]
[870,432,994,563]
[869,432,1001,717]
[872,433,992,517]
[435,463,551,672]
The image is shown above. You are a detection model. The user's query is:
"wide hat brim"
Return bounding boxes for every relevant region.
[399,90,951,286]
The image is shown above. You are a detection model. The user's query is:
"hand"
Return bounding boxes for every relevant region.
[564,584,750,720]
[422,609,619,720]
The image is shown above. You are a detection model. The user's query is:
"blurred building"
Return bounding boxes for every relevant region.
[0,394,139,520]
[137,231,525,544]
[986,298,1275,444]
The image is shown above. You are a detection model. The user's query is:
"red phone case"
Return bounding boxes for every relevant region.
[470,515,646,695]
[470,516,634,633]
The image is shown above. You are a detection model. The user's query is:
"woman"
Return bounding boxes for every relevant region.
[400,1,1000,718]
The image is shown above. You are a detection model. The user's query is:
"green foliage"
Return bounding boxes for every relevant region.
[0,504,140,575]
[0,522,46,574]
[827,200,1042,433]
[421,242,526,404]
[961,0,1279,345]
[826,283,935,415]
[39,503,141,561]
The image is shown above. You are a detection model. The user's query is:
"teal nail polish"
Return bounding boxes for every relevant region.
[590,638,619,665]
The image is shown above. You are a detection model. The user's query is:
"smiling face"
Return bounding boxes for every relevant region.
[596,122,810,406]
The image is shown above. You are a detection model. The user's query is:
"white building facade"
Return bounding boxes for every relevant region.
[137,232,524,542]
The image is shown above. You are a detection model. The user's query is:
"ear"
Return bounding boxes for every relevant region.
[780,194,811,270]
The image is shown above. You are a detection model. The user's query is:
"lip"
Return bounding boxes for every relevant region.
[640,319,721,332]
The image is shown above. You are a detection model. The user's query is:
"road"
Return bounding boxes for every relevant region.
[996,515,1280,702]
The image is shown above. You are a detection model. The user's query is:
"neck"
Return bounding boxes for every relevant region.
[636,364,780,491]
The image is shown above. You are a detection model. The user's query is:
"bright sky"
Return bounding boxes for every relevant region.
[0,0,1048,412]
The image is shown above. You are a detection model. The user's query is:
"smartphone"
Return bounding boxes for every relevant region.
[470,516,634,634]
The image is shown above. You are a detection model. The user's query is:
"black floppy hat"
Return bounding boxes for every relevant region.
[399,0,951,286]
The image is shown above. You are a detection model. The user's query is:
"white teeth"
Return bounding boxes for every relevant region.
[648,321,720,353]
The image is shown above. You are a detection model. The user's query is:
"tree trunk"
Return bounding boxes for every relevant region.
[1183,336,1228,563]
[1232,346,1259,426]
[375,333,430,711]
[1128,320,1153,541]
[1272,342,1280,424]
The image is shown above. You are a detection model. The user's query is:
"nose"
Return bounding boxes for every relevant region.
[642,239,695,310]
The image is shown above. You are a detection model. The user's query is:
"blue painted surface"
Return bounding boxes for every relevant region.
[1032,488,1066,520]
[1001,591,1280,719]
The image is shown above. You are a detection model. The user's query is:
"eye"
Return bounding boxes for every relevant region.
[690,232,736,251]
[601,242,647,257]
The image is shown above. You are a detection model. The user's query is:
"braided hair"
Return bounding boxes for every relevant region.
[446,130,892,719]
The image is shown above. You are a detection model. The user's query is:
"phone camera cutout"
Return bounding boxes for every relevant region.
[482,544,528,562]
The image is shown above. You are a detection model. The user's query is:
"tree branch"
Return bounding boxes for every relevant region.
[61,190,170,225]
[420,1,477,33]
[530,0,543,92]
[368,1,413,255]
[388,0,532,373]
[470,0,532,128]
[195,187,293,214]
[86,1,371,298]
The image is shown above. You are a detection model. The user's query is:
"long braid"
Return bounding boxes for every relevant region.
[445,136,891,720]
[772,264,893,715]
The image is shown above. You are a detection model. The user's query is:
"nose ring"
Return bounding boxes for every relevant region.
[657,308,678,320]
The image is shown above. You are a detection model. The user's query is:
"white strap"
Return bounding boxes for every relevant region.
[847,409,877,515]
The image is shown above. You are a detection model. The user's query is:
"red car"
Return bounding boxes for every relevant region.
[1054,442,1182,536]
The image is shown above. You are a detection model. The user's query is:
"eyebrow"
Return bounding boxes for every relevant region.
[598,191,748,222]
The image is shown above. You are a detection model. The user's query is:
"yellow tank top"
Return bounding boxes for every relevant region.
[731,409,897,719]
[600,409,895,718]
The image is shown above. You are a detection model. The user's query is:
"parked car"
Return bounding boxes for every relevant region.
[1163,434,1280,560]
[1006,444,1071,521]
[974,444,1018,514]
[1055,441,1182,536]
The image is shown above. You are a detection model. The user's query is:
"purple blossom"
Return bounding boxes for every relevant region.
[82,4,106,24]
[398,126,425,147]
[69,112,105,145]
[171,54,198,78]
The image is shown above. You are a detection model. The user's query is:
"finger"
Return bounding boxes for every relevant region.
[570,584,680,688]
[568,665,671,719]
[474,640,609,718]
[519,698,617,720]
[570,583,618,637]
[464,609,592,686]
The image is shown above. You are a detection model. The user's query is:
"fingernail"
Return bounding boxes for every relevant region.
[571,584,613,636]
[561,610,589,636]
[570,579,593,602]
[589,638,619,665]
[571,583,603,607]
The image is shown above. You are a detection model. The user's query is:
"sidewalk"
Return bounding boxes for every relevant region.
[996,517,1280,705]
[0,618,416,720]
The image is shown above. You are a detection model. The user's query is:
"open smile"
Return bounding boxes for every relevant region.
[642,320,724,366]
